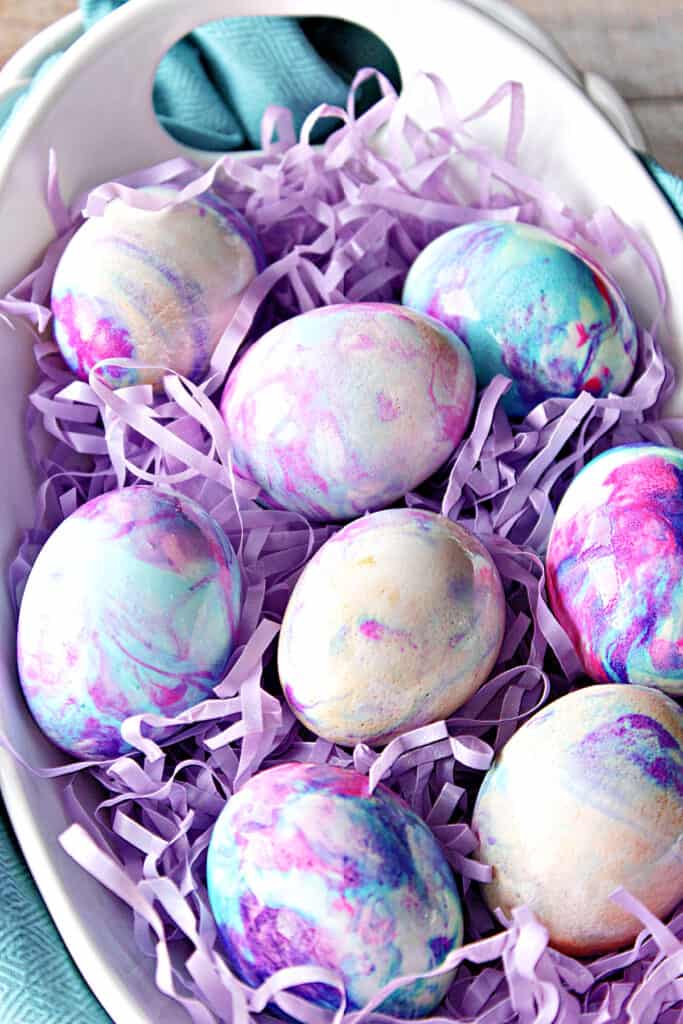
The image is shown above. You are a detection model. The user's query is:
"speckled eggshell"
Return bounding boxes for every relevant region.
[51,185,264,388]
[402,221,637,417]
[472,684,683,955]
[16,487,242,759]
[206,761,463,1017]
[279,508,505,745]
[547,444,683,696]
[220,303,476,521]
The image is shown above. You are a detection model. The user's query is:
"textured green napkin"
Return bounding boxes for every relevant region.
[0,5,682,1024]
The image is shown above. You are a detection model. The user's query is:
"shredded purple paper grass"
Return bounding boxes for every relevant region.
[1,69,682,1024]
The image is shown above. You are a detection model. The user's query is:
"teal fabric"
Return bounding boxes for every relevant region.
[0,5,682,1023]
[0,806,111,1022]
[641,153,683,220]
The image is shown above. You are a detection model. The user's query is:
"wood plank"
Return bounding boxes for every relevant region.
[527,8,683,100]
[0,0,75,70]
[520,0,680,18]
[631,99,683,178]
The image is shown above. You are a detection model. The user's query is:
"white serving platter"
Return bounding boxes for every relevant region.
[0,2,681,1022]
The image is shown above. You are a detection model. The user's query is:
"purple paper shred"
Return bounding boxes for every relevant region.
[2,68,682,1024]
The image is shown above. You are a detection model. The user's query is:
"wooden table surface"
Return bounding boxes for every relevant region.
[0,0,681,175]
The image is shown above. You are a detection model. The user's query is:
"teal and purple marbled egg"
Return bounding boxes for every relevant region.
[547,444,683,696]
[221,303,475,521]
[51,185,264,389]
[207,762,463,1017]
[473,684,683,955]
[16,487,242,759]
[279,508,505,745]
[402,221,637,417]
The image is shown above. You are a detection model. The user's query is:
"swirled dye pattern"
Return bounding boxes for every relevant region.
[473,684,683,955]
[402,221,637,416]
[17,487,242,759]
[547,444,683,695]
[279,508,505,745]
[207,762,463,1017]
[221,303,475,521]
[51,184,264,388]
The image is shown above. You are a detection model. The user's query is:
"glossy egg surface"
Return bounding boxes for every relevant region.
[221,303,476,521]
[17,486,242,758]
[547,443,683,695]
[207,761,463,1016]
[279,508,505,744]
[51,185,263,388]
[473,684,683,955]
[402,221,637,416]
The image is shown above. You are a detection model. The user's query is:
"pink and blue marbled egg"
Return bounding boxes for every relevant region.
[51,185,264,388]
[17,487,242,759]
[221,303,475,521]
[547,444,683,696]
[473,684,683,955]
[207,762,463,1017]
[279,508,505,745]
[402,221,637,417]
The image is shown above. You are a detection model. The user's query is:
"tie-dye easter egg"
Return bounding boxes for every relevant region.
[51,185,264,388]
[547,444,683,695]
[279,508,505,745]
[472,684,683,955]
[206,762,463,1017]
[16,487,242,759]
[220,303,475,521]
[402,221,637,417]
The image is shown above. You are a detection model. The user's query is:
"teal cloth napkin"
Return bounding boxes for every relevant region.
[642,153,683,220]
[0,5,682,1023]
[0,804,111,1022]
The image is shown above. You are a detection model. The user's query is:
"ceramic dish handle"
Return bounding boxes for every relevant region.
[1,0,499,183]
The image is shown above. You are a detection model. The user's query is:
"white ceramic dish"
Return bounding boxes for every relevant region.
[0,2,681,1022]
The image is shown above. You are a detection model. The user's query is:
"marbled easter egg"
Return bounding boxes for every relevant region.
[207,761,463,1017]
[402,221,637,417]
[279,508,505,745]
[221,303,476,521]
[51,185,264,388]
[547,444,683,695]
[16,487,242,759]
[472,684,683,955]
